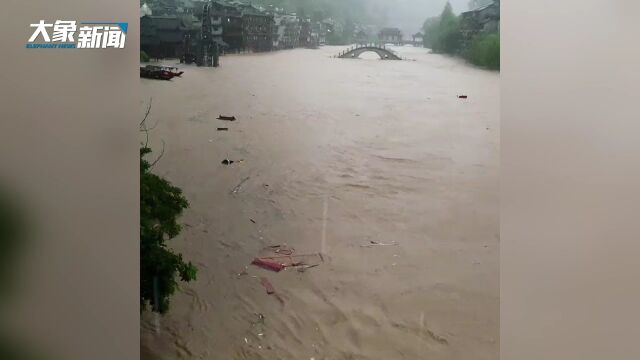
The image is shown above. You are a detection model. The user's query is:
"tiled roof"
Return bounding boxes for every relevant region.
[379,27,402,35]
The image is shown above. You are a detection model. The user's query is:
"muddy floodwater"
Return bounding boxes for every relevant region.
[141,45,499,360]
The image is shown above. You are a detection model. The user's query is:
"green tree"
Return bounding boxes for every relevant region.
[435,2,462,53]
[466,33,500,69]
[342,17,356,44]
[423,1,462,54]
[312,10,324,23]
[0,190,24,303]
[0,189,45,359]
[140,50,150,62]
[423,0,499,70]
[140,109,196,314]
[422,16,440,48]
[441,1,456,22]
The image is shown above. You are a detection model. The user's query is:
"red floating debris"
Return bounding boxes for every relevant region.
[251,258,285,272]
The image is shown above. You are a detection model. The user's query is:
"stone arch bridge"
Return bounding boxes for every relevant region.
[335,44,402,60]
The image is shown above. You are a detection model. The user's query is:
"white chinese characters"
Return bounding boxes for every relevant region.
[77,25,126,49]
[28,20,53,42]
[27,20,126,49]
[52,20,77,42]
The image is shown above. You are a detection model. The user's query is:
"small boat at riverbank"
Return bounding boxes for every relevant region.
[140,65,175,80]
[159,66,184,77]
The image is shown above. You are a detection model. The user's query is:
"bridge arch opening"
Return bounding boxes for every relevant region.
[357,50,386,60]
[337,46,401,60]
[358,51,378,60]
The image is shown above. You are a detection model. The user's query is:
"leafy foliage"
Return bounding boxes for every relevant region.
[322,16,357,45]
[421,16,440,49]
[326,30,347,45]
[466,33,500,69]
[140,50,150,62]
[0,189,26,307]
[0,336,45,360]
[422,1,462,54]
[423,1,499,70]
[140,146,196,313]
[0,187,44,360]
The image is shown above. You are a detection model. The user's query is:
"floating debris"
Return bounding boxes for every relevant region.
[217,115,236,121]
[237,266,249,277]
[251,258,285,272]
[217,127,229,131]
[250,245,322,272]
[267,244,294,256]
[360,240,399,248]
[260,277,275,294]
[222,159,244,166]
[258,277,286,305]
[457,95,468,99]
[248,312,265,328]
[250,218,256,224]
[297,264,319,273]
[231,176,250,194]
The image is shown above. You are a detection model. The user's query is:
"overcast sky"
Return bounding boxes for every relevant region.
[380,0,471,36]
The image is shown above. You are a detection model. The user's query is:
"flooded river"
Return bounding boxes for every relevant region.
[141,45,499,360]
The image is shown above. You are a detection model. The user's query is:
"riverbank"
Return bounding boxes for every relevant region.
[141,45,499,360]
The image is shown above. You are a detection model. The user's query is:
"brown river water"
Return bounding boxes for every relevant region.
[140,45,499,360]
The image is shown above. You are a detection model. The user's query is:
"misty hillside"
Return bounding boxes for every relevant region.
[251,0,472,35]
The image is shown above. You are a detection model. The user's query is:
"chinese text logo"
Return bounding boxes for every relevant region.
[26,20,127,49]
